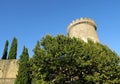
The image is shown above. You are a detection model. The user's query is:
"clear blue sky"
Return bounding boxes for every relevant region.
[0,0,120,59]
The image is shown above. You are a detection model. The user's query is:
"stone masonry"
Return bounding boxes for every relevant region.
[67,18,99,42]
[0,60,18,84]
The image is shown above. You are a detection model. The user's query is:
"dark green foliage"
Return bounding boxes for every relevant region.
[8,37,17,59]
[30,41,46,84]
[1,40,9,59]
[30,35,120,84]
[15,46,31,84]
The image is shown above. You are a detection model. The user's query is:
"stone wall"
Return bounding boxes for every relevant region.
[0,78,15,84]
[0,60,18,84]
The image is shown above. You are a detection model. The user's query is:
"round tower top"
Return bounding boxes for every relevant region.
[67,18,97,33]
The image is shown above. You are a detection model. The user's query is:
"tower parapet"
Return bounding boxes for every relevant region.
[67,18,99,42]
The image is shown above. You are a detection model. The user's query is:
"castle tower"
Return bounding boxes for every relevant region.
[67,18,99,42]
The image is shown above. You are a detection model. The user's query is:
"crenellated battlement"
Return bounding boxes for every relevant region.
[67,18,97,33]
[67,17,99,43]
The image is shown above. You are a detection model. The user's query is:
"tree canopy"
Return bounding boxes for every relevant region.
[30,35,120,84]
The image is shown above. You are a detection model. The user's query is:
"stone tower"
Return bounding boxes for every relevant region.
[67,18,99,42]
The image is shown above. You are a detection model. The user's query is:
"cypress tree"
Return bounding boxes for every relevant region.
[15,46,31,84]
[1,40,9,59]
[8,37,17,59]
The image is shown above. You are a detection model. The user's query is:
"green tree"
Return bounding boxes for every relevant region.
[1,40,9,59]
[30,41,48,84]
[8,37,17,59]
[31,35,120,84]
[15,46,31,84]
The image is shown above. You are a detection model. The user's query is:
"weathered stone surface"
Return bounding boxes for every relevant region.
[0,78,15,84]
[0,60,18,84]
[67,18,99,42]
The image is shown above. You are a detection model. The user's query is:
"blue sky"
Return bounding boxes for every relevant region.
[0,0,120,59]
